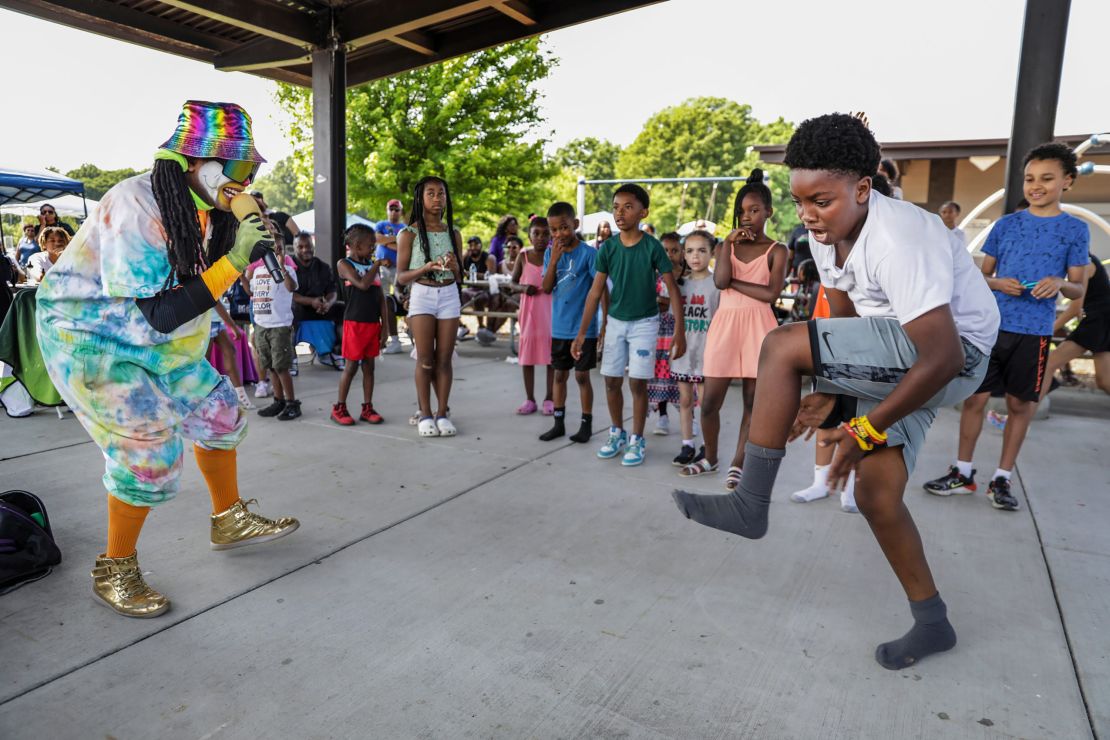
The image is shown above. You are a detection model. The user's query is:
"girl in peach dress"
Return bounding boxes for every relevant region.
[681,170,788,492]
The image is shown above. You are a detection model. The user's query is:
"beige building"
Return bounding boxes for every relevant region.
[756,134,1110,260]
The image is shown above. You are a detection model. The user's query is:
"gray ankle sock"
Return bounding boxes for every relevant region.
[875,592,957,670]
[672,442,784,539]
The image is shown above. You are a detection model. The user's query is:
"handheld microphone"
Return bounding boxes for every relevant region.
[230,192,284,282]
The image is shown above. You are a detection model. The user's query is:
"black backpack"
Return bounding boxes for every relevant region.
[0,490,62,595]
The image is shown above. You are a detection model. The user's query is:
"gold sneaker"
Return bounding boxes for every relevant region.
[211,498,299,551]
[91,552,170,619]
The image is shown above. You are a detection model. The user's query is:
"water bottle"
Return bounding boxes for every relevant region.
[469,264,478,282]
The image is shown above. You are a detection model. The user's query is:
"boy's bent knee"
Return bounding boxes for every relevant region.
[574,370,591,385]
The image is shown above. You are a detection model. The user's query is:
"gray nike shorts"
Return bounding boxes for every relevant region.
[809,317,987,474]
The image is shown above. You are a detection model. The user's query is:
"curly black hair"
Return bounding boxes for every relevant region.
[733,168,773,228]
[613,183,650,209]
[783,113,882,180]
[150,159,237,288]
[1023,141,1079,179]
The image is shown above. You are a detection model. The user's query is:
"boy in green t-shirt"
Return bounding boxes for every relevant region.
[573,184,685,466]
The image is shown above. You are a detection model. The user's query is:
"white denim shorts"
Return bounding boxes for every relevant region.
[601,315,659,379]
[408,282,461,319]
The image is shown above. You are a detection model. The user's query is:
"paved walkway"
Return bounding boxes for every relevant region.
[0,342,1105,739]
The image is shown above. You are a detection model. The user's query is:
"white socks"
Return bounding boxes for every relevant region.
[993,468,1012,481]
[956,460,974,478]
[790,464,831,503]
[840,471,858,513]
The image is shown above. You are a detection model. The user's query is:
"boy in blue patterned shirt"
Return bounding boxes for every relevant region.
[925,142,1089,510]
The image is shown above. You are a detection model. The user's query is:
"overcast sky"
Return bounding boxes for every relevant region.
[3,0,1108,176]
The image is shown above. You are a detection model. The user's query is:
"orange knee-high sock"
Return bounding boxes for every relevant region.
[194,446,241,513]
[106,495,150,558]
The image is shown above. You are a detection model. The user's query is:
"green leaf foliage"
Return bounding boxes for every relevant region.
[64,163,144,200]
[250,156,312,215]
[554,137,622,214]
[276,38,558,235]
[610,98,797,239]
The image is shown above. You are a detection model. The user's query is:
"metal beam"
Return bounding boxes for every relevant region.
[312,44,347,270]
[339,0,504,49]
[1003,0,1071,214]
[493,0,536,25]
[215,37,312,72]
[158,0,321,47]
[0,0,231,57]
[388,30,437,56]
[345,0,663,86]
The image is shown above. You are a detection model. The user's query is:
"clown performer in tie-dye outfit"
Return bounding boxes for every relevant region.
[36,101,299,618]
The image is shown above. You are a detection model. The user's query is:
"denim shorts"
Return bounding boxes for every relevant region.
[601,315,659,380]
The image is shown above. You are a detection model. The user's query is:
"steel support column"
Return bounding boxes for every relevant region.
[312,42,346,268]
[1003,0,1071,214]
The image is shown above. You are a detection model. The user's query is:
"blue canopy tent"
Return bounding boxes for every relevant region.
[0,168,86,217]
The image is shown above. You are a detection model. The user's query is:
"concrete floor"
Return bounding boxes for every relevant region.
[0,340,1105,739]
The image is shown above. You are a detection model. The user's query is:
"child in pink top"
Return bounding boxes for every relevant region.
[683,170,788,491]
[512,217,553,414]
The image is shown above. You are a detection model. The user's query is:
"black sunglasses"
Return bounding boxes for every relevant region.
[41,209,55,215]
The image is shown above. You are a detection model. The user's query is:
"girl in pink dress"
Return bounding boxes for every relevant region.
[511,217,554,414]
[682,170,788,491]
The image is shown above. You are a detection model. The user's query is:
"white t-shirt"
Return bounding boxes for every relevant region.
[949,226,967,246]
[26,251,56,284]
[810,191,999,354]
[248,255,299,328]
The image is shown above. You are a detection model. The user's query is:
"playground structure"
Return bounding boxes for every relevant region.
[962,132,1110,254]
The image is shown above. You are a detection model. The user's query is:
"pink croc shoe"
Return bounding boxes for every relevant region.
[516,400,538,415]
[542,400,555,415]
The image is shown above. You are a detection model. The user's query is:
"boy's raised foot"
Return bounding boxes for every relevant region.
[597,428,627,459]
[923,466,976,496]
[331,402,355,426]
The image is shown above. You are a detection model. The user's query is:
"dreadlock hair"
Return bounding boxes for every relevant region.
[408,176,459,265]
[150,159,238,287]
[495,214,519,241]
[783,113,882,181]
[1023,141,1079,180]
[733,168,773,228]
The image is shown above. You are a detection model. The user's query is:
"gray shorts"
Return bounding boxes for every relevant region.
[809,317,987,474]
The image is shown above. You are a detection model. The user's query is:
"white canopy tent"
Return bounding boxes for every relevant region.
[291,209,374,234]
[0,194,98,219]
[579,211,616,236]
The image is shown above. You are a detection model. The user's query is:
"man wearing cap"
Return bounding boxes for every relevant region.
[251,190,300,250]
[35,100,299,618]
[375,198,406,354]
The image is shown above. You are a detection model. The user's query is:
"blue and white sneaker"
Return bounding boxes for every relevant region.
[597,428,628,459]
[621,435,646,467]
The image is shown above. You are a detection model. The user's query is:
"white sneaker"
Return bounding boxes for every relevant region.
[840,471,858,513]
[653,414,670,436]
[254,381,272,398]
[235,387,256,410]
[383,336,403,354]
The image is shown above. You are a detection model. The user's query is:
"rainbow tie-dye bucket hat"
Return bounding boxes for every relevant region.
[159,100,266,163]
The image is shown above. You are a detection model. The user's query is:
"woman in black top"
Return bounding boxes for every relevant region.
[1041,254,1110,398]
[33,203,75,239]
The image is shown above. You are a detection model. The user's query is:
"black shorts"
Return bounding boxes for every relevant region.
[551,337,597,372]
[1065,312,1110,353]
[976,330,1050,402]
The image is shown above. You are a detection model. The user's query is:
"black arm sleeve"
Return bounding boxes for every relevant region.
[134,277,218,334]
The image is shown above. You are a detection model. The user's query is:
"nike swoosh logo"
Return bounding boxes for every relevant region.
[822,331,835,358]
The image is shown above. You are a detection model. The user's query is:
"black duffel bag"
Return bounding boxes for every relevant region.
[0,490,62,595]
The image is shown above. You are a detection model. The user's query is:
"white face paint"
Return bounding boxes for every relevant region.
[186,159,247,211]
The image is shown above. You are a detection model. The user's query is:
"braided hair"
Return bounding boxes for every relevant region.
[150,159,238,287]
[732,168,773,228]
[408,176,459,266]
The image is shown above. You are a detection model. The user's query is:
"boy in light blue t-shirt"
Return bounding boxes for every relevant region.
[540,202,601,443]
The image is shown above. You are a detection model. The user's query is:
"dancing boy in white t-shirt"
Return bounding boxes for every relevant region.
[672,113,1000,670]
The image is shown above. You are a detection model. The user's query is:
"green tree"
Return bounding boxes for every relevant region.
[276,38,557,235]
[613,98,796,239]
[65,163,144,200]
[554,137,622,214]
[250,156,311,215]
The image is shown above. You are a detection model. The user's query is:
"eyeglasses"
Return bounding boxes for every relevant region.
[40,209,55,215]
[219,159,260,186]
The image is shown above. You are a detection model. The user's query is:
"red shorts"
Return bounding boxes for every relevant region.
[342,320,381,361]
